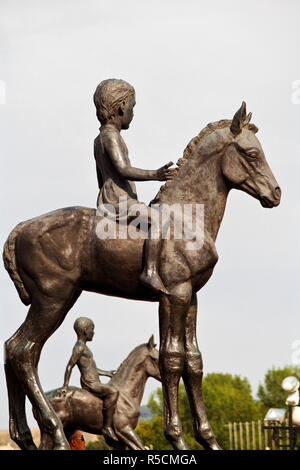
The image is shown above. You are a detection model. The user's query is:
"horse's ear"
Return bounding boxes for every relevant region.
[244,112,252,124]
[230,101,247,136]
[147,334,155,349]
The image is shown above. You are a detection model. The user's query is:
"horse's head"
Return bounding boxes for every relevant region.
[222,102,281,208]
[144,335,161,382]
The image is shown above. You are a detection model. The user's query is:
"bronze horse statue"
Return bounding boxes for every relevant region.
[3,102,281,450]
[35,336,160,450]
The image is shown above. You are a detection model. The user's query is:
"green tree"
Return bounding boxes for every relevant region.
[203,373,261,422]
[203,373,261,447]
[136,416,173,450]
[257,365,300,413]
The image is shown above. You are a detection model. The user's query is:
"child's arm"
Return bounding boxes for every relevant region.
[62,345,84,389]
[102,132,174,182]
[97,368,116,378]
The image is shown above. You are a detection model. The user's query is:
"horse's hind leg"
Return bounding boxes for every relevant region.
[5,356,36,449]
[39,431,54,450]
[6,287,81,450]
[115,425,146,450]
[182,294,221,450]
[113,428,140,450]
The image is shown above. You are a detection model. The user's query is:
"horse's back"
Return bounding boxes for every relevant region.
[14,206,94,295]
[48,387,104,434]
[17,206,94,261]
[12,204,158,302]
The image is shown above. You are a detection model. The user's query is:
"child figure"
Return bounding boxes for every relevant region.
[62,317,118,443]
[93,78,174,294]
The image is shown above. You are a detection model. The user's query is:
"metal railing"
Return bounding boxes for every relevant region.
[227,420,292,450]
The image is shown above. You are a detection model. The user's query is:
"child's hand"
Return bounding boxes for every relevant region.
[156,161,175,181]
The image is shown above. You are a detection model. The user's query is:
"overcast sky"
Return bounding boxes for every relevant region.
[0,0,299,431]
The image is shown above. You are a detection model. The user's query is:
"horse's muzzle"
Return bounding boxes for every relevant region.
[260,186,281,208]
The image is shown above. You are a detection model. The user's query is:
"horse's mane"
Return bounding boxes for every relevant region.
[110,343,147,385]
[154,119,258,202]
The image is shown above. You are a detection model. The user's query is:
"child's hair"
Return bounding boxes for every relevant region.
[93,78,135,124]
[74,317,94,335]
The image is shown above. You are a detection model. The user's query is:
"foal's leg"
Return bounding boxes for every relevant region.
[113,409,146,450]
[158,281,192,450]
[5,287,81,450]
[114,426,146,450]
[39,431,54,450]
[182,294,221,450]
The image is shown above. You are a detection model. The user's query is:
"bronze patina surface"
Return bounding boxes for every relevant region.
[3,94,281,450]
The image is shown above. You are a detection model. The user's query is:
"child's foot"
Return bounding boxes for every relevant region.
[140,270,168,294]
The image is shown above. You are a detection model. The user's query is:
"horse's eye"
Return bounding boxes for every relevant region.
[246,151,258,160]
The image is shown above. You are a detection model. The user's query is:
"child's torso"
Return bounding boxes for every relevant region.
[94,127,138,212]
[77,345,99,384]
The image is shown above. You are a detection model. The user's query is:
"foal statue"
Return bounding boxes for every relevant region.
[3,100,281,450]
[35,335,161,450]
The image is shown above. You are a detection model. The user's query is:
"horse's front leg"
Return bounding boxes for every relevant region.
[159,281,191,450]
[182,293,221,450]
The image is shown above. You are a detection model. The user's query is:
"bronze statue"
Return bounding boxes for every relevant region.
[35,336,161,450]
[62,317,118,444]
[3,90,281,450]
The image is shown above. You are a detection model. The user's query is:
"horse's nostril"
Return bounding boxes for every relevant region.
[274,187,281,200]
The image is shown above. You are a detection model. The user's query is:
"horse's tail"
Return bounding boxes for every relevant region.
[3,221,31,306]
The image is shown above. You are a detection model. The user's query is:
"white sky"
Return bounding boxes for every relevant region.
[0,0,299,429]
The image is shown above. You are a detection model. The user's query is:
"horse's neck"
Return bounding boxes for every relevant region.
[110,364,148,406]
[160,151,229,241]
[195,153,229,241]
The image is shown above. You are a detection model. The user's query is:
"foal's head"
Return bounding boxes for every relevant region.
[222,101,281,208]
[143,335,161,382]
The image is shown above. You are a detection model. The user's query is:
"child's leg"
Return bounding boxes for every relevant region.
[140,205,168,294]
[84,382,119,440]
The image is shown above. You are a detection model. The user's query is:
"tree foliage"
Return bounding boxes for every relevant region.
[257,365,300,412]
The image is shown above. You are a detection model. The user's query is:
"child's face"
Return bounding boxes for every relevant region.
[84,322,95,341]
[121,93,136,129]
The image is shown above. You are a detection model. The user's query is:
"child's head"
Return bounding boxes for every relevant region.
[74,317,95,341]
[93,78,135,127]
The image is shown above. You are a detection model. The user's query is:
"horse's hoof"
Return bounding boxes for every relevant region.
[53,442,70,450]
[169,437,190,450]
[165,424,190,450]
[196,427,222,450]
[53,436,70,450]
[11,430,37,450]
[211,442,222,450]
[201,437,222,450]
[27,443,38,450]
[103,427,118,442]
